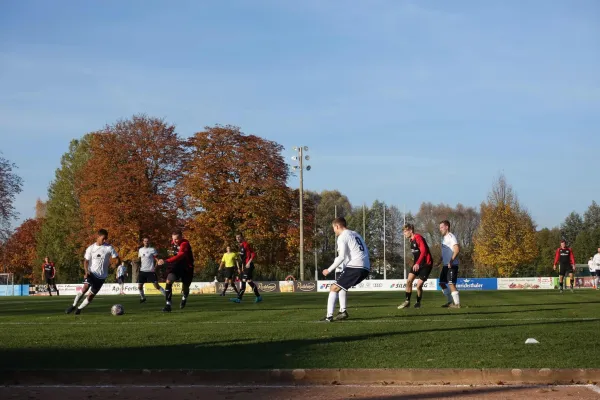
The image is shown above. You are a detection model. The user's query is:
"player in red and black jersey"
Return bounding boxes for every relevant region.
[553,239,576,293]
[230,233,262,303]
[42,257,59,296]
[398,224,433,309]
[157,230,194,312]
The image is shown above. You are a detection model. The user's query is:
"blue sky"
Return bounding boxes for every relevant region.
[1,0,598,229]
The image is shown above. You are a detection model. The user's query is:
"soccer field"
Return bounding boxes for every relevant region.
[1,291,599,370]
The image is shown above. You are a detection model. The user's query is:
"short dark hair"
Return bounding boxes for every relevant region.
[98,229,108,237]
[236,232,244,237]
[440,220,450,229]
[560,239,566,243]
[403,223,415,232]
[332,217,347,228]
[142,236,150,240]
[172,229,183,237]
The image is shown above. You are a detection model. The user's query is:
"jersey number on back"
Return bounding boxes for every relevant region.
[355,237,365,252]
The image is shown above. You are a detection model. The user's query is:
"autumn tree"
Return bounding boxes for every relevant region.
[473,175,538,277]
[36,137,91,283]
[181,125,303,279]
[77,115,183,272]
[313,190,353,269]
[3,219,43,282]
[0,153,23,241]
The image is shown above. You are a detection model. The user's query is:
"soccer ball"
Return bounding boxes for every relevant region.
[111,304,124,316]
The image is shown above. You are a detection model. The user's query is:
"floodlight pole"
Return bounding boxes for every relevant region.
[299,146,304,281]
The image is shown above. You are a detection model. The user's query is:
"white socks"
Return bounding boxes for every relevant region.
[442,288,452,303]
[78,297,90,310]
[327,291,338,317]
[451,290,460,305]
[339,290,347,313]
[73,293,82,307]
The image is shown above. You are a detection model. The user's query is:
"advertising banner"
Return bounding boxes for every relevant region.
[497,277,554,290]
[317,279,438,292]
[279,281,318,293]
[439,278,498,291]
[570,277,597,289]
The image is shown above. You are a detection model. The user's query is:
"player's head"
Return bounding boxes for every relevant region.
[439,220,451,235]
[560,239,567,248]
[172,229,183,245]
[97,229,108,243]
[236,233,244,243]
[332,217,347,236]
[142,237,150,247]
[597,247,600,253]
[402,223,415,238]
[226,245,231,252]
[44,256,49,263]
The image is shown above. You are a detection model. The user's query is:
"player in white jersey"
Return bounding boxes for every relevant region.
[320,217,370,322]
[592,248,600,290]
[439,220,461,308]
[66,229,120,315]
[116,262,128,295]
[138,237,166,303]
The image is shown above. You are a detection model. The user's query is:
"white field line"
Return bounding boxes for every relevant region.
[587,384,600,394]
[0,317,598,326]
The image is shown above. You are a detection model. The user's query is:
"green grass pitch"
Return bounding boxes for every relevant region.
[1,291,599,370]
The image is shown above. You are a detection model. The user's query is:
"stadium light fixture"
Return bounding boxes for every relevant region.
[291,145,312,281]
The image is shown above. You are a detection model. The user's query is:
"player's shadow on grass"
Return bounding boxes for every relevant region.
[374,307,572,319]
[1,318,597,371]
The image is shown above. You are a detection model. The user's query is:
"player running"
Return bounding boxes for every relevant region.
[320,217,370,322]
[137,237,166,303]
[65,229,120,315]
[116,261,128,295]
[554,239,576,293]
[218,245,241,297]
[42,257,59,296]
[230,233,262,303]
[398,224,433,309]
[591,248,600,290]
[439,220,461,308]
[157,230,194,312]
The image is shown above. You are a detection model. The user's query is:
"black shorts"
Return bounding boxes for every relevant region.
[439,265,459,285]
[45,278,56,285]
[334,270,343,281]
[223,267,236,279]
[596,270,600,277]
[559,265,574,276]
[408,264,433,282]
[117,276,125,285]
[241,263,255,281]
[167,267,193,285]
[138,271,158,284]
[84,274,105,295]
[335,268,369,291]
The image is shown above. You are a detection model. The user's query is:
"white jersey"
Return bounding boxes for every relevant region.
[442,232,459,266]
[117,264,127,278]
[589,260,596,273]
[593,254,600,271]
[84,243,118,280]
[138,246,158,272]
[328,229,370,272]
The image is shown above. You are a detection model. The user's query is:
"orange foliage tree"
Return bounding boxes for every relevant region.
[2,219,43,282]
[77,115,184,261]
[181,125,312,278]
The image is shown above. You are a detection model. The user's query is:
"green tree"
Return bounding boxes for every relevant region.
[532,228,561,276]
[561,211,584,246]
[473,175,538,277]
[35,137,91,283]
[583,201,600,231]
[314,190,352,271]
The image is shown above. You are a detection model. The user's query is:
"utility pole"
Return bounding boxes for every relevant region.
[292,146,311,281]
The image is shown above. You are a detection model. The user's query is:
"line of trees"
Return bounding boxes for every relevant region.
[0,116,598,283]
